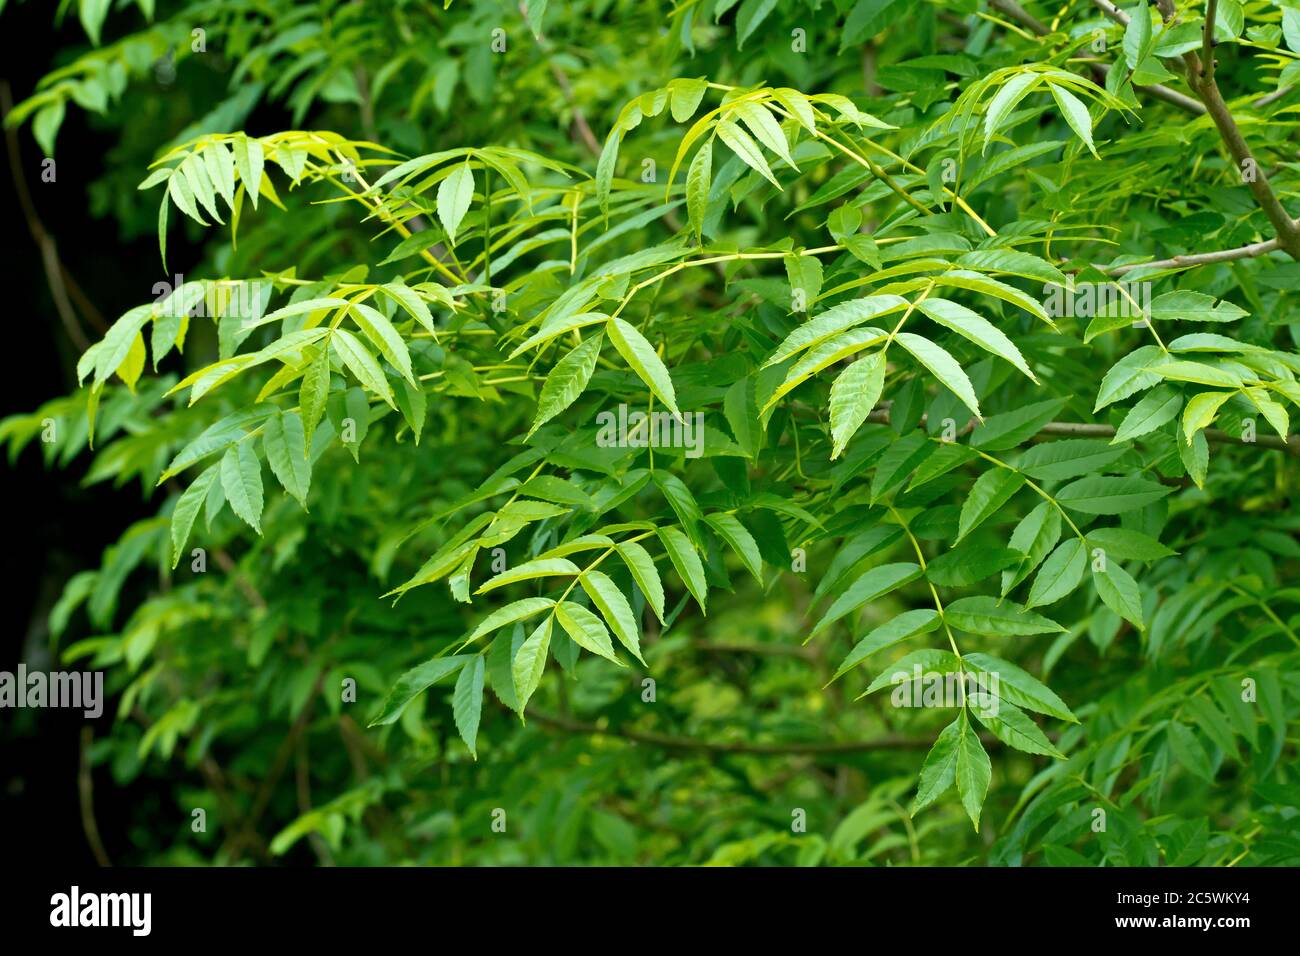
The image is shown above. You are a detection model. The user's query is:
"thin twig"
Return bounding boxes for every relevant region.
[1,79,93,351]
[296,737,335,865]
[994,0,1204,114]
[1102,237,1281,273]
[519,2,601,156]
[1093,0,1300,255]
[78,726,112,867]
[212,548,267,609]
[245,672,324,831]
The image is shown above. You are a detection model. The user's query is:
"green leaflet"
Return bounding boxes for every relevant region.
[843,234,881,269]
[89,306,152,387]
[510,312,609,358]
[512,616,553,714]
[1148,291,1247,323]
[220,442,264,533]
[1245,388,1290,440]
[724,376,762,459]
[827,204,861,241]
[702,512,763,583]
[908,442,976,490]
[1167,720,1215,781]
[955,711,992,830]
[732,100,794,167]
[1026,539,1086,608]
[763,326,888,413]
[332,328,396,408]
[606,318,679,415]
[828,351,886,459]
[894,332,982,419]
[348,301,415,384]
[537,534,616,561]
[957,468,1024,541]
[518,475,594,510]
[437,160,475,244]
[555,601,622,663]
[1055,476,1171,515]
[1093,560,1144,629]
[658,526,708,613]
[1123,3,1154,66]
[1095,345,1168,410]
[1182,391,1233,442]
[1148,360,1242,389]
[784,253,823,308]
[616,541,666,622]
[1016,439,1129,481]
[935,271,1052,326]
[863,648,963,696]
[158,407,274,481]
[925,545,1022,587]
[580,570,645,663]
[476,558,580,593]
[954,249,1066,287]
[464,598,556,646]
[396,378,428,443]
[262,410,311,507]
[871,433,934,501]
[452,654,485,757]
[832,608,940,682]
[915,297,1037,382]
[971,699,1062,758]
[170,462,221,567]
[487,626,522,714]
[1048,82,1096,156]
[379,281,439,339]
[813,525,902,602]
[245,297,349,334]
[716,118,780,188]
[654,472,704,543]
[1001,501,1062,595]
[1112,386,1182,443]
[911,715,963,816]
[963,652,1076,722]
[369,655,470,727]
[810,562,922,637]
[970,399,1065,451]
[944,595,1065,635]
[765,295,907,367]
[233,134,264,209]
[1180,429,1210,488]
[686,139,712,244]
[983,72,1040,153]
[668,78,708,123]
[299,344,332,449]
[1086,527,1174,561]
[530,333,603,437]
[595,129,621,219]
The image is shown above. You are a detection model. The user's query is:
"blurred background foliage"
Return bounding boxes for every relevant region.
[1,0,1297,867]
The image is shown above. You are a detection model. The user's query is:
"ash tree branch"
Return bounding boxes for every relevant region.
[1201,0,1219,81]
[1093,0,1300,257]
[992,0,1205,114]
[1102,236,1281,274]
[1186,14,1300,257]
